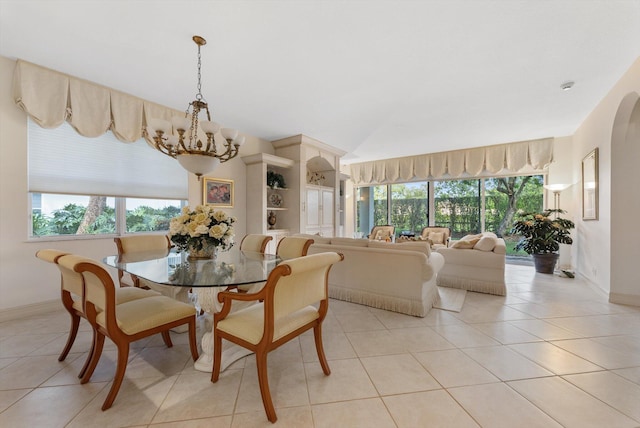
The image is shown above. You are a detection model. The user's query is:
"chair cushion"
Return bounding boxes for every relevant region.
[217,303,319,345]
[96,296,195,335]
[115,287,161,304]
[428,231,445,244]
[452,237,481,249]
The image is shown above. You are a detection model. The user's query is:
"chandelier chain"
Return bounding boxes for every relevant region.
[196,43,203,102]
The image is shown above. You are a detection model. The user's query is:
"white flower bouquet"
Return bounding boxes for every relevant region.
[169,205,236,254]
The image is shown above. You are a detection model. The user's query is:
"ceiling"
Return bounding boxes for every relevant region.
[1,1,639,164]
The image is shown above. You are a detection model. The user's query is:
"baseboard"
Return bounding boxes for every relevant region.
[0,299,61,323]
[609,292,640,308]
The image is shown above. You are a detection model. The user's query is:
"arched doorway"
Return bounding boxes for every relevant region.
[610,92,640,304]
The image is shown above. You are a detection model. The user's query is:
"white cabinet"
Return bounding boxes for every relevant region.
[305,185,334,236]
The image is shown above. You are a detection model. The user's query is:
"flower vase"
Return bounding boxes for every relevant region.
[188,242,218,260]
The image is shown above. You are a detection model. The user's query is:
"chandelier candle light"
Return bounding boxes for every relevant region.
[144,36,244,179]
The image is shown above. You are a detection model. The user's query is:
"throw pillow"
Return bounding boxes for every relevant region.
[474,236,497,252]
[428,231,444,244]
[452,237,481,249]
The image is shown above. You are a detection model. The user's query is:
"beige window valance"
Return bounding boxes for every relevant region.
[12,59,181,142]
[350,138,554,185]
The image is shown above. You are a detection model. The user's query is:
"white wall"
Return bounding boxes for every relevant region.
[0,55,273,316]
[572,57,640,302]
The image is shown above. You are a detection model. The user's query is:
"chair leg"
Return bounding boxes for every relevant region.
[161,330,173,348]
[187,318,199,361]
[81,333,105,384]
[210,331,223,382]
[256,351,277,423]
[314,325,331,375]
[102,341,129,411]
[58,312,80,361]
[78,326,97,379]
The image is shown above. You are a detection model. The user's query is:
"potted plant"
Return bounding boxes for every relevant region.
[511,208,575,274]
[266,170,286,189]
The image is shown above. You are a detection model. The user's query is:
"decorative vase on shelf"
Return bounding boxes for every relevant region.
[267,211,277,230]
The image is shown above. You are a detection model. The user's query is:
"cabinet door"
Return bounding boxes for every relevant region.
[321,189,334,227]
[306,188,320,227]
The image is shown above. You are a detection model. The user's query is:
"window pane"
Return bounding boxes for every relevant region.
[485,175,543,256]
[434,179,480,239]
[125,198,184,233]
[31,193,116,236]
[390,182,428,236]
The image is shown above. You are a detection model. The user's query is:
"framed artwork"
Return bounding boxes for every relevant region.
[203,178,234,208]
[582,148,598,221]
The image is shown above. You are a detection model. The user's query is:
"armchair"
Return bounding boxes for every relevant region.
[368,225,395,241]
[420,226,451,250]
[211,252,344,423]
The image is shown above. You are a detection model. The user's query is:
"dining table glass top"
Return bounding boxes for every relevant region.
[103,248,281,288]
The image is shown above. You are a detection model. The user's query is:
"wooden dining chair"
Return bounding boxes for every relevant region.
[59,254,199,410]
[275,236,314,259]
[35,249,159,378]
[211,251,344,423]
[240,234,273,253]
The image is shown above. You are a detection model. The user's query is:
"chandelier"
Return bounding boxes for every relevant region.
[144,35,244,179]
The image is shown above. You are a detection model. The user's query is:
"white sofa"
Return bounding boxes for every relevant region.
[296,235,445,317]
[435,232,506,296]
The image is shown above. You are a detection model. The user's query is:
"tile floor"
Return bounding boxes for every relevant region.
[1,264,640,427]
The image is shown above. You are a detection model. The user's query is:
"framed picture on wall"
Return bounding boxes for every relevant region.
[582,148,598,221]
[203,178,234,208]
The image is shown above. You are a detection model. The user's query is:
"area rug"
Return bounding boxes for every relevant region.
[433,287,467,312]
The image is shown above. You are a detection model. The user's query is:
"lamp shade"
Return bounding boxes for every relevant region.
[543,183,571,192]
[176,154,220,176]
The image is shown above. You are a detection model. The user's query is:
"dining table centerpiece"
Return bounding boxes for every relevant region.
[169,204,236,259]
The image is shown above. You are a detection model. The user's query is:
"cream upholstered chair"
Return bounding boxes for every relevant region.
[368,225,395,241]
[420,226,451,249]
[240,234,273,253]
[60,254,199,411]
[114,234,171,288]
[275,236,314,259]
[211,252,344,423]
[35,249,158,378]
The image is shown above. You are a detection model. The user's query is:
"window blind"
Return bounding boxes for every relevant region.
[28,119,188,199]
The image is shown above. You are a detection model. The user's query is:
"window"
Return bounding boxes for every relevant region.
[390,182,429,236]
[28,119,188,239]
[434,179,480,239]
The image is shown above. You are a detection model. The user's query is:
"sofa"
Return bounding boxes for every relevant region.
[295,234,445,317]
[435,232,506,296]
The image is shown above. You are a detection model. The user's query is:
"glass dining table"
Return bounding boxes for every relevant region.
[104,247,282,372]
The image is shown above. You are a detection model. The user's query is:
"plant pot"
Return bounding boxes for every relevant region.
[532,253,559,274]
[188,242,218,260]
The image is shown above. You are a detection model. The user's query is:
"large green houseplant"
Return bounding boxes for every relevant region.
[511,209,575,274]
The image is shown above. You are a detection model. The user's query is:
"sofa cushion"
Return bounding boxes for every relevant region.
[330,237,369,247]
[474,236,497,252]
[452,238,481,249]
[368,240,431,256]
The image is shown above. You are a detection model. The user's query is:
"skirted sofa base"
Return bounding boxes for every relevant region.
[299,235,445,317]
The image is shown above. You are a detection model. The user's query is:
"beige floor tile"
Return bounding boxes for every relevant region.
[0,383,104,427]
[346,330,407,357]
[563,371,640,422]
[0,332,65,358]
[125,344,193,378]
[613,366,640,385]
[369,307,429,329]
[507,319,583,340]
[299,331,357,363]
[448,382,563,428]
[152,370,242,423]
[149,415,232,427]
[432,324,501,348]
[453,305,532,323]
[472,321,543,344]
[551,338,640,369]
[508,341,603,375]
[389,326,456,352]
[305,358,377,404]
[334,311,387,332]
[421,308,467,326]
[0,354,73,389]
[311,398,396,428]
[231,405,313,427]
[383,389,480,428]
[360,354,440,395]
[414,349,499,388]
[508,376,639,428]
[546,313,640,336]
[462,346,553,381]
[0,389,30,413]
